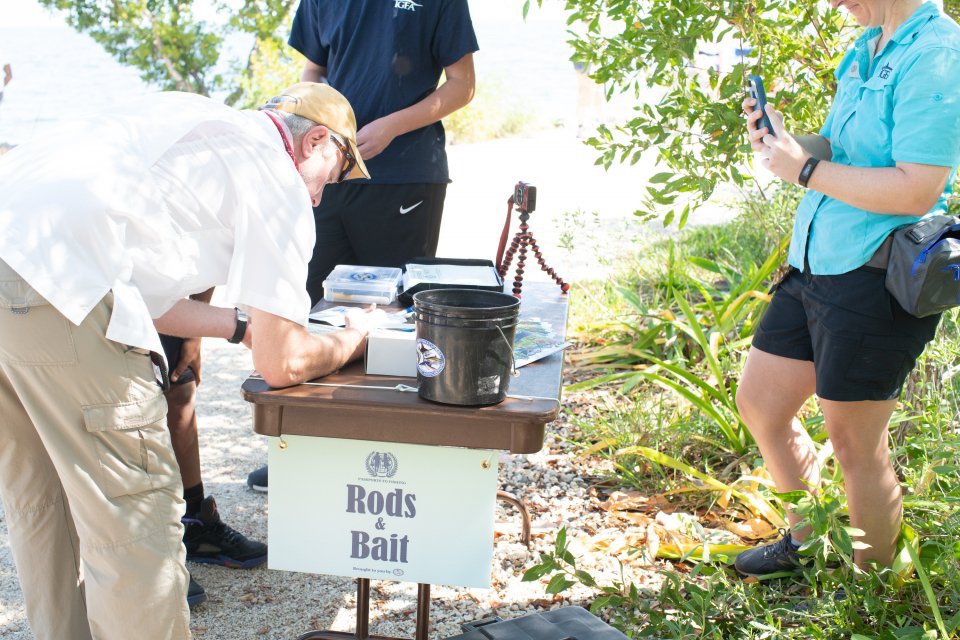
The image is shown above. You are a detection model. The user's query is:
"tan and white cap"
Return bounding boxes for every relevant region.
[260,82,370,180]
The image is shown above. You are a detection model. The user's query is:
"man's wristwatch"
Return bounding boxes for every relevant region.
[798,156,820,188]
[228,307,249,344]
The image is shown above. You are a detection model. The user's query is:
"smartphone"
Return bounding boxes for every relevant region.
[747,75,775,137]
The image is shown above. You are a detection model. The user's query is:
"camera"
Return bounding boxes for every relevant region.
[514,182,536,214]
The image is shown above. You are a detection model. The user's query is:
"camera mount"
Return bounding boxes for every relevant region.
[495,182,569,298]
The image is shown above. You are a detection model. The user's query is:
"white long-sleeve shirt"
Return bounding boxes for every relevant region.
[0,92,315,353]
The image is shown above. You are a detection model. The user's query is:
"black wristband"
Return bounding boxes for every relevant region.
[228,307,248,344]
[798,156,820,188]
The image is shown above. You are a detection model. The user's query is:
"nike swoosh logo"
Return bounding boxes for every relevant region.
[399,201,424,215]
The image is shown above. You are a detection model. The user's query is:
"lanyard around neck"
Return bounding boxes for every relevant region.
[262,110,300,171]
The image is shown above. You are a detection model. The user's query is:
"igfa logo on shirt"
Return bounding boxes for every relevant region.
[394,0,422,10]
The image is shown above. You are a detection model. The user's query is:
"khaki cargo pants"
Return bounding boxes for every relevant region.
[0,259,190,640]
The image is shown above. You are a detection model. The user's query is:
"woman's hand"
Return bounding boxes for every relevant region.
[743,97,811,185]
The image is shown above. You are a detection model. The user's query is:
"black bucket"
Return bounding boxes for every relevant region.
[413,289,520,406]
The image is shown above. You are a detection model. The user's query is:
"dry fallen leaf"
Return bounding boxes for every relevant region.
[645,523,661,562]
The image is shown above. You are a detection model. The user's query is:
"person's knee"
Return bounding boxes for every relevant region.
[829,428,888,474]
[735,383,763,429]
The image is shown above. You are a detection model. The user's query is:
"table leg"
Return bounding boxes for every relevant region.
[415,583,430,640]
[296,578,432,640]
[496,490,531,546]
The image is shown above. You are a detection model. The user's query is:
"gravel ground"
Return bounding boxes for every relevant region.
[0,341,655,640]
[0,130,734,638]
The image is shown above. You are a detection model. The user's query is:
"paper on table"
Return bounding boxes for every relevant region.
[309,306,411,330]
[513,318,573,368]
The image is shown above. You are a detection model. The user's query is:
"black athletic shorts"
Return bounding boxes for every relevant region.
[752,266,940,401]
[306,182,447,305]
[159,334,196,386]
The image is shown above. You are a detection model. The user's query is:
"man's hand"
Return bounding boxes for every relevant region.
[343,304,387,334]
[172,337,202,385]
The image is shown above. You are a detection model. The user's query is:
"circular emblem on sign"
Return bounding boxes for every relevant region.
[416,338,445,377]
[365,451,398,478]
[393,568,405,577]
[349,271,378,281]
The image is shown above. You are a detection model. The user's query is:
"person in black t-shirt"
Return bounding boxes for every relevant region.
[246,0,479,493]
[289,0,479,304]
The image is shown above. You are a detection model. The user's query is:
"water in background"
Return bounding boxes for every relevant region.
[0,17,588,147]
[0,26,149,145]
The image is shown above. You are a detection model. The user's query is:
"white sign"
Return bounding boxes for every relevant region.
[268,436,499,588]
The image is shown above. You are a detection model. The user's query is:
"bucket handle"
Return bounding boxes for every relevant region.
[496,325,520,377]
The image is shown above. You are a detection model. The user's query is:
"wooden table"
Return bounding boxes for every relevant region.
[242,282,568,640]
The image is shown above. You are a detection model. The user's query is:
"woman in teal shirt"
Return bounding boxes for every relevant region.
[735,0,960,577]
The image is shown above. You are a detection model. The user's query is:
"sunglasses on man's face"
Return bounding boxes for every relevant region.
[329,134,357,183]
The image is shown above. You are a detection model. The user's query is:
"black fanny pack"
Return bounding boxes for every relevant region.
[872,214,960,317]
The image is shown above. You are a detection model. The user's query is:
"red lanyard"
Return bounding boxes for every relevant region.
[263,110,300,171]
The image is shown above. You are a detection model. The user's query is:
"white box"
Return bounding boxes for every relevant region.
[364,328,417,377]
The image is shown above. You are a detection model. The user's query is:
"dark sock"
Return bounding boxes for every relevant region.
[184,482,205,517]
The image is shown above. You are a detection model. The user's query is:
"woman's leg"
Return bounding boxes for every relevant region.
[820,398,900,567]
[736,346,818,537]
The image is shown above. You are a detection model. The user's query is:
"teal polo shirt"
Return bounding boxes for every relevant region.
[788,2,960,275]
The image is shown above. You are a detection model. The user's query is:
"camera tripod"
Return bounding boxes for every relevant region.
[496,182,569,298]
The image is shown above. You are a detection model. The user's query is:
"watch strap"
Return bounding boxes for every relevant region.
[228,307,248,344]
[798,156,821,188]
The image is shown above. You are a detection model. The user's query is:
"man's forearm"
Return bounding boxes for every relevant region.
[153,299,236,340]
[383,74,475,138]
[249,308,365,388]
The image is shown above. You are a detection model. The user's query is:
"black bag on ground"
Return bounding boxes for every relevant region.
[447,607,629,639]
[885,214,960,317]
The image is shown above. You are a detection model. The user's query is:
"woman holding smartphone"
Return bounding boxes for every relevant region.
[735,0,960,577]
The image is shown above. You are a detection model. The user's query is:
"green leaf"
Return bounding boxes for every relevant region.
[575,570,597,587]
[545,574,576,595]
[771,490,810,504]
[905,539,949,638]
[521,563,554,582]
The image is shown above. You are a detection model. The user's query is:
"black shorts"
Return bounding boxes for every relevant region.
[752,266,940,401]
[306,182,448,305]
[159,334,196,386]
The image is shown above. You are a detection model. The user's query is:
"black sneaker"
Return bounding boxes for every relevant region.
[735,529,805,578]
[183,495,267,569]
[247,465,268,493]
[187,574,207,608]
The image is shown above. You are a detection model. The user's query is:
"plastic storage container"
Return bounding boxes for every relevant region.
[322,265,403,305]
[446,607,629,639]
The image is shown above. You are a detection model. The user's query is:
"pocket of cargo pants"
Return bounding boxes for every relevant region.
[82,392,177,499]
